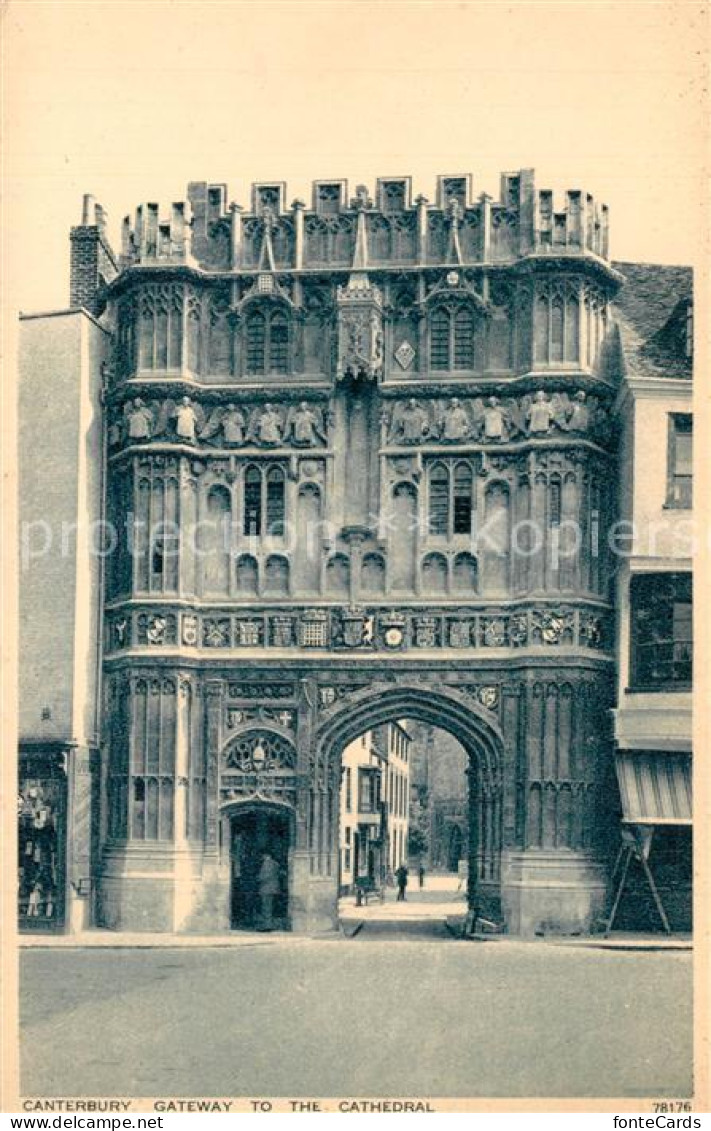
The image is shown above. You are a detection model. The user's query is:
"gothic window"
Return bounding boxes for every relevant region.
[246,311,266,374]
[138,284,183,371]
[454,309,474,368]
[630,573,692,689]
[429,309,451,370]
[534,284,582,365]
[269,313,289,373]
[453,462,474,534]
[135,468,179,594]
[245,308,290,375]
[583,285,607,368]
[266,467,286,536]
[243,463,286,538]
[430,305,475,370]
[428,463,450,535]
[428,460,474,538]
[243,465,262,535]
[130,678,176,842]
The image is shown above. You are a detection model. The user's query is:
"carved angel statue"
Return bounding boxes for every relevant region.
[199,403,248,445]
[526,390,554,435]
[388,399,430,445]
[482,396,507,442]
[250,403,283,446]
[440,397,471,442]
[285,402,327,447]
[154,396,206,443]
[567,390,590,433]
[124,397,155,441]
[550,392,572,432]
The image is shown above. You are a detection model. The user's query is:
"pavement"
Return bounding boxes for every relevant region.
[20,939,692,1098]
[20,874,692,951]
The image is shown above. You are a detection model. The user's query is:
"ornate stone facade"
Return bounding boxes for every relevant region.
[94,170,621,934]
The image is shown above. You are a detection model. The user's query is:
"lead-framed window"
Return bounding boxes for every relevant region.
[242,463,287,537]
[429,305,475,370]
[427,459,475,538]
[244,307,290,375]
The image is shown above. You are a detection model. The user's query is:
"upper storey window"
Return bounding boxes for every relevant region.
[630,572,692,690]
[245,308,290,376]
[666,414,693,509]
[138,284,183,371]
[428,460,474,537]
[429,306,475,370]
[534,283,581,366]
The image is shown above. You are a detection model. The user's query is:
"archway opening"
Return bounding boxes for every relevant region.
[333,716,493,936]
[313,683,504,937]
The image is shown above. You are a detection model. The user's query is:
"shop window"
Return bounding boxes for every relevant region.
[630,573,692,689]
[18,776,65,928]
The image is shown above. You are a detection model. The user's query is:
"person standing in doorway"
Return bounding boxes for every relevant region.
[418,864,425,889]
[258,851,281,931]
[395,863,409,902]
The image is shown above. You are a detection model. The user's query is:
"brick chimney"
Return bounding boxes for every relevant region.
[69,194,118,315]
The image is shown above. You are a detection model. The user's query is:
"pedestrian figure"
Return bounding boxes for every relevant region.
[418,864,425,889]
[395,863,409,902]
[257,852,281,931]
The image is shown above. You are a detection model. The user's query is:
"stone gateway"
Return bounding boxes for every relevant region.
[20,172,633,936]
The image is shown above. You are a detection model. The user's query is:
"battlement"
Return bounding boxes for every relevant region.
[112,169,609,275]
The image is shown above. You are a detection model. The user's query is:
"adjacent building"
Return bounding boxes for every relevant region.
[339,721,411,892]
[611,264,693,930]
[17,172,693,936]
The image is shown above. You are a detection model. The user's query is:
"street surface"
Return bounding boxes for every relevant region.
[21,876,692,1100]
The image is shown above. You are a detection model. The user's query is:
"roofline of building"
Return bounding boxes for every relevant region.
[614,374,693,414]
[19,306,110,333]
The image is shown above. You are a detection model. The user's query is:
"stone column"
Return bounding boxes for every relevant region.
[204,679,223,855]
[415,194,428,265]
[292,199,305,269]
[65,745,99,933]
[466,761,479,913]
[479,193,492,263]
[229,203,243,269]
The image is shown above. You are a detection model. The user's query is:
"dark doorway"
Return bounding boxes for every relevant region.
[230,807,290,931]
[447,824,463,873]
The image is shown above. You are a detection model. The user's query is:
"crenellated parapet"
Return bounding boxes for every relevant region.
[116,170,612,274]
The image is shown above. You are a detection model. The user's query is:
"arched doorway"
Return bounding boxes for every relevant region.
[227,803,291,931]
[219,727,297,932]
[312,683,504,932]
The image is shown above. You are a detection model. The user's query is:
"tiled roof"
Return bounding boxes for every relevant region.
[611,261,693,380]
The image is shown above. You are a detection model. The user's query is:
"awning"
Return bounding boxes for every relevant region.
[615,751,692,825]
